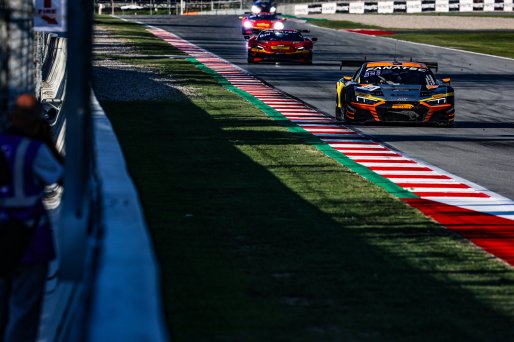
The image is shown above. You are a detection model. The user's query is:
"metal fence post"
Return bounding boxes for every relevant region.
[0,0,9,127]
[59,0,94,281]
[0,0,34,129]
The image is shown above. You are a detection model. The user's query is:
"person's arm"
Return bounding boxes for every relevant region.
[0,149,9,186]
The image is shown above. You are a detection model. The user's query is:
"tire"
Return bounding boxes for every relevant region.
[335,104,343,121]
[304,52,313,65]
[248,52,255,64]
[340,104,355,124]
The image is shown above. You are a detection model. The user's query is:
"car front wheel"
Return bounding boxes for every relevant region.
[248,52,256,64]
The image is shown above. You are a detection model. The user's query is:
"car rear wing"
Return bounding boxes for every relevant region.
[339,59,439,71]
[339,59,367,70]
[417,61,438,71]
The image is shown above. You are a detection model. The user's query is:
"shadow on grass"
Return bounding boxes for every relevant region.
[97,69,514,341]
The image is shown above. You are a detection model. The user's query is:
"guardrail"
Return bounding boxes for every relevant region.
[283,0,513,15]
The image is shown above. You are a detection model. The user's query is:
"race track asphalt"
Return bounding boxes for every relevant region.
[125,15,514,200]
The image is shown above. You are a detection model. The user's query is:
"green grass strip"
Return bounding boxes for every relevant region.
[392,32,514,59]
[298,16,514,59]
[187,58,417,199]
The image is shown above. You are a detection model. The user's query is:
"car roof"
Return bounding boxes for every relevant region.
[365,61,428,69]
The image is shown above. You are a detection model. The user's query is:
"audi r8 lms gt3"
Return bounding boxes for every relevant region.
[240,13,285,35]
[335,60,455,126]
[246,30,317,64]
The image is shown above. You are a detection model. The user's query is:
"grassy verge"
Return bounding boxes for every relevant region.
[302,17,514,58]
[392,31,514,58]
[94,15,514,341]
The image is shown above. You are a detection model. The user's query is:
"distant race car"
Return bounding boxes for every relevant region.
[246,29,317,65]
[251,0,276,14]
[335,60,455,126]
[240,13,285,35]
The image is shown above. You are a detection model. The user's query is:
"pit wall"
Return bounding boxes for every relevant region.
[279,0,514,16]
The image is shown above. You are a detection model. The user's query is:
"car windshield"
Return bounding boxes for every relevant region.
[360,67,436,85]
[249,14,276,20]
[258,31,304,42]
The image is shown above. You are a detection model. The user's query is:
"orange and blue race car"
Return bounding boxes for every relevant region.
[246,29,317,65]
[240,13,285,35]
[335,60,455,126]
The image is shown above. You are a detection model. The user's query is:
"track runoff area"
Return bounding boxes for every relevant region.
[142,24,514,265]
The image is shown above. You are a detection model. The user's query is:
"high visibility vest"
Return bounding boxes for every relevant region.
[0,134,46,222]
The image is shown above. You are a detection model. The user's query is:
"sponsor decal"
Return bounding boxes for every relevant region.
[308,3,323,13]
[378,1,395,13]
[350,1,365,13]
[364,1,379,12]
[449,0,460,10]
[336,2,350,12]
[322,2,337,14]
[431,94,446,99]
[392,104,415,109]
[393,0,408,11]
[421,0,436,11]
[357,85,381,91]
[366,66,427,72]
[460,0,474,10]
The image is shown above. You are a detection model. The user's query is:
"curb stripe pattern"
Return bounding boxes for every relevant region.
[147,26,514,265]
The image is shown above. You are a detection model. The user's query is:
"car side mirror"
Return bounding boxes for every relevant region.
[301,29,310,33]
[244,35,251,40]
[442,77,451,84]
[343,76,352,81]
[311,37,318,42]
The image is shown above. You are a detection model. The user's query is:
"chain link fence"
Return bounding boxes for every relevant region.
[0,0,50,129]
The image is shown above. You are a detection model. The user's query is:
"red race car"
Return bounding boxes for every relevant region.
[240,13,285,35]
[246,29,317,65]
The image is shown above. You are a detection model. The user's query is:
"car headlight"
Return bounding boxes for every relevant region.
[251,5,261,13]
[296,46,305,50]
[243,21,253,29]
[254,45,264,50]
[425,97,446,105]
[273,21,284,30]
[355,96,378,105]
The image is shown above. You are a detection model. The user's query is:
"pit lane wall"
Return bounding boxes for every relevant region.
[279,0,513,15]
